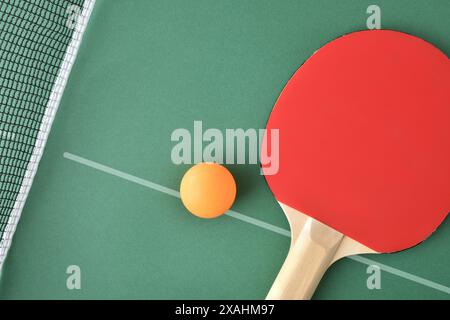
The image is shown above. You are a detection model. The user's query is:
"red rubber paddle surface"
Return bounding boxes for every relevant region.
[263,30,450,253]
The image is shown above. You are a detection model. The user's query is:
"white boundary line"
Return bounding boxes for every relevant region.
[0,1,96,268]
[63,152,450,295]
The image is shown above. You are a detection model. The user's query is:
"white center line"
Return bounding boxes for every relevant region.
[63,152,450,296]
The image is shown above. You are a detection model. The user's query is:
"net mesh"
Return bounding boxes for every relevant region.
[0,0,94,267]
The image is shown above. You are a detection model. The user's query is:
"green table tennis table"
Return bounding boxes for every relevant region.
[0,0,449,299]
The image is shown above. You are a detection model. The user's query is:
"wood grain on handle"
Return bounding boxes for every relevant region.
[266,217,344,300]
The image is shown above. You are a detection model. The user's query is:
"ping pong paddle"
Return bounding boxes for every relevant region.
[261,30,450,299]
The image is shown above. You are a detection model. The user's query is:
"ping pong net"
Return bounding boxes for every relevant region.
[0,0,95,268]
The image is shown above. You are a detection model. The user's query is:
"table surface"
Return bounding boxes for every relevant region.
[0,0,449,299]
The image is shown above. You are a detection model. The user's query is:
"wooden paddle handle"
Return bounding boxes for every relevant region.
[266,217,344,300]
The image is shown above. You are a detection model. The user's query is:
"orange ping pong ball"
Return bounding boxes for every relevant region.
[180,162,237,218]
